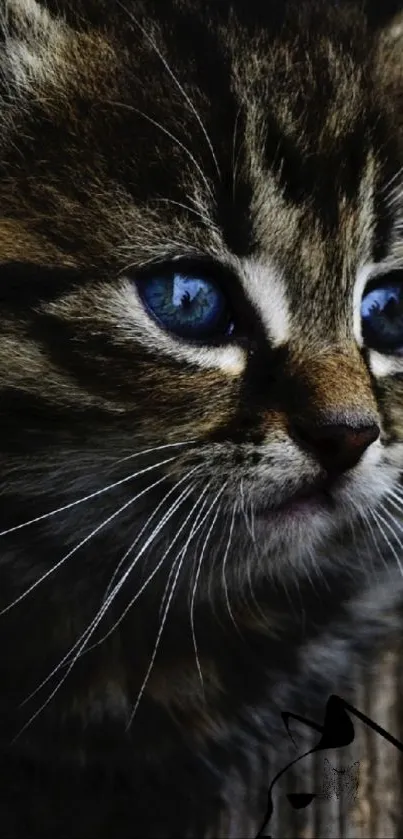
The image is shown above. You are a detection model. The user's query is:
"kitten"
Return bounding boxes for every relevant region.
[0,0,403,836]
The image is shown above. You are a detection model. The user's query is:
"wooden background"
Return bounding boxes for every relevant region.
[219,644,403,839]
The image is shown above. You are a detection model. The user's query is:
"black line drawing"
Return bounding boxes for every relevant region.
[255,693,403,838]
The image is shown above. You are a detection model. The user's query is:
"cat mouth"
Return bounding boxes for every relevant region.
[256,477,338,518]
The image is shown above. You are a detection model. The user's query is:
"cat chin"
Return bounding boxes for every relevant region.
[236,467,398,578]
[237,504,339,572]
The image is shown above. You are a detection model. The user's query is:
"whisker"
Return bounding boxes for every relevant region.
[349,510,377,580]
[127,556,184,730]
[0,459,175,617]
[386,486,403,508]
[388,185,403,207]
[114,439,194,466]
[158,483,211,617]
[76,483,212,676]
[240,479,257,553]
[103,463,202,601]
[0,444,189,537]
[117,1,221,181]
[127,519,202,728]
[14,490,192,745]
[221,503,243,636]
[20,479,198,712]
[301,550,322,593]
[239,480,270,625]
[232,105,242,203]
[106,100,214,204]
[152,198,216,230]
[383,164,403,201]
[358,508,390,576]
[378,501,403,540]
[306,543,331,592]
[190,485,227,693]
[250,497,257,551]
[84,483,202,654]
[371,508,403,576]
[126,484,219,728]
[239,479,253,543]
[63,484,210,713]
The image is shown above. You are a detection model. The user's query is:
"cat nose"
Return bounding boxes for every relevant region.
[291,416,380,474]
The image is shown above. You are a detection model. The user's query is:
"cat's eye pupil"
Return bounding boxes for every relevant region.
[137,270,234,341]
[361,278,403,353]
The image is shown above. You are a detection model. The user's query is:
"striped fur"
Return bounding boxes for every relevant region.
[0,1,403,836]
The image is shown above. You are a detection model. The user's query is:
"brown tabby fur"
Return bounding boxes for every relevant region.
[0,1,403,836]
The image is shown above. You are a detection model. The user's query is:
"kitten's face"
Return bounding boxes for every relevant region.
[0,0,403,625]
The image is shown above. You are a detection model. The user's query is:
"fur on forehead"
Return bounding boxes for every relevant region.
[1,0,399,96]
[0,0,402,275]
[0,0,67,92]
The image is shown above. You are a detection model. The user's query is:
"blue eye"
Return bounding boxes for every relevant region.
[361,277,403,353]
[138,270,234,341]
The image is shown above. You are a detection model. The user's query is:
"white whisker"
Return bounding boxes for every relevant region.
[158,483,211,617]
[126,484,218,728]
[371,508,403,576]
[106,100,214,205]
[359,508,389,576]
[221,503,242,636]
[114,439,194,466]
[349,512,377,580]
[307,543,331,591]
[153,198,216,230]
[20,479,198,713]
[386,487,403,509]
[83,483,201,654]
[378,501,403,540]
[127,540,190,728]
[190,485,227,693]
[103,463,202,601]
[383,164,403,197]
[1,459,175,617]
[127,560,183,729]
[117,1,221,181]
[232,106,242,202]
[0,444,189,537]
[239,480,269,625]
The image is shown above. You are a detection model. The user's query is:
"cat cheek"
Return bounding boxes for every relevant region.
[367,351,403,377]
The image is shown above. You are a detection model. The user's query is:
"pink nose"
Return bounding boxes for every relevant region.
[291,417,380,473]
